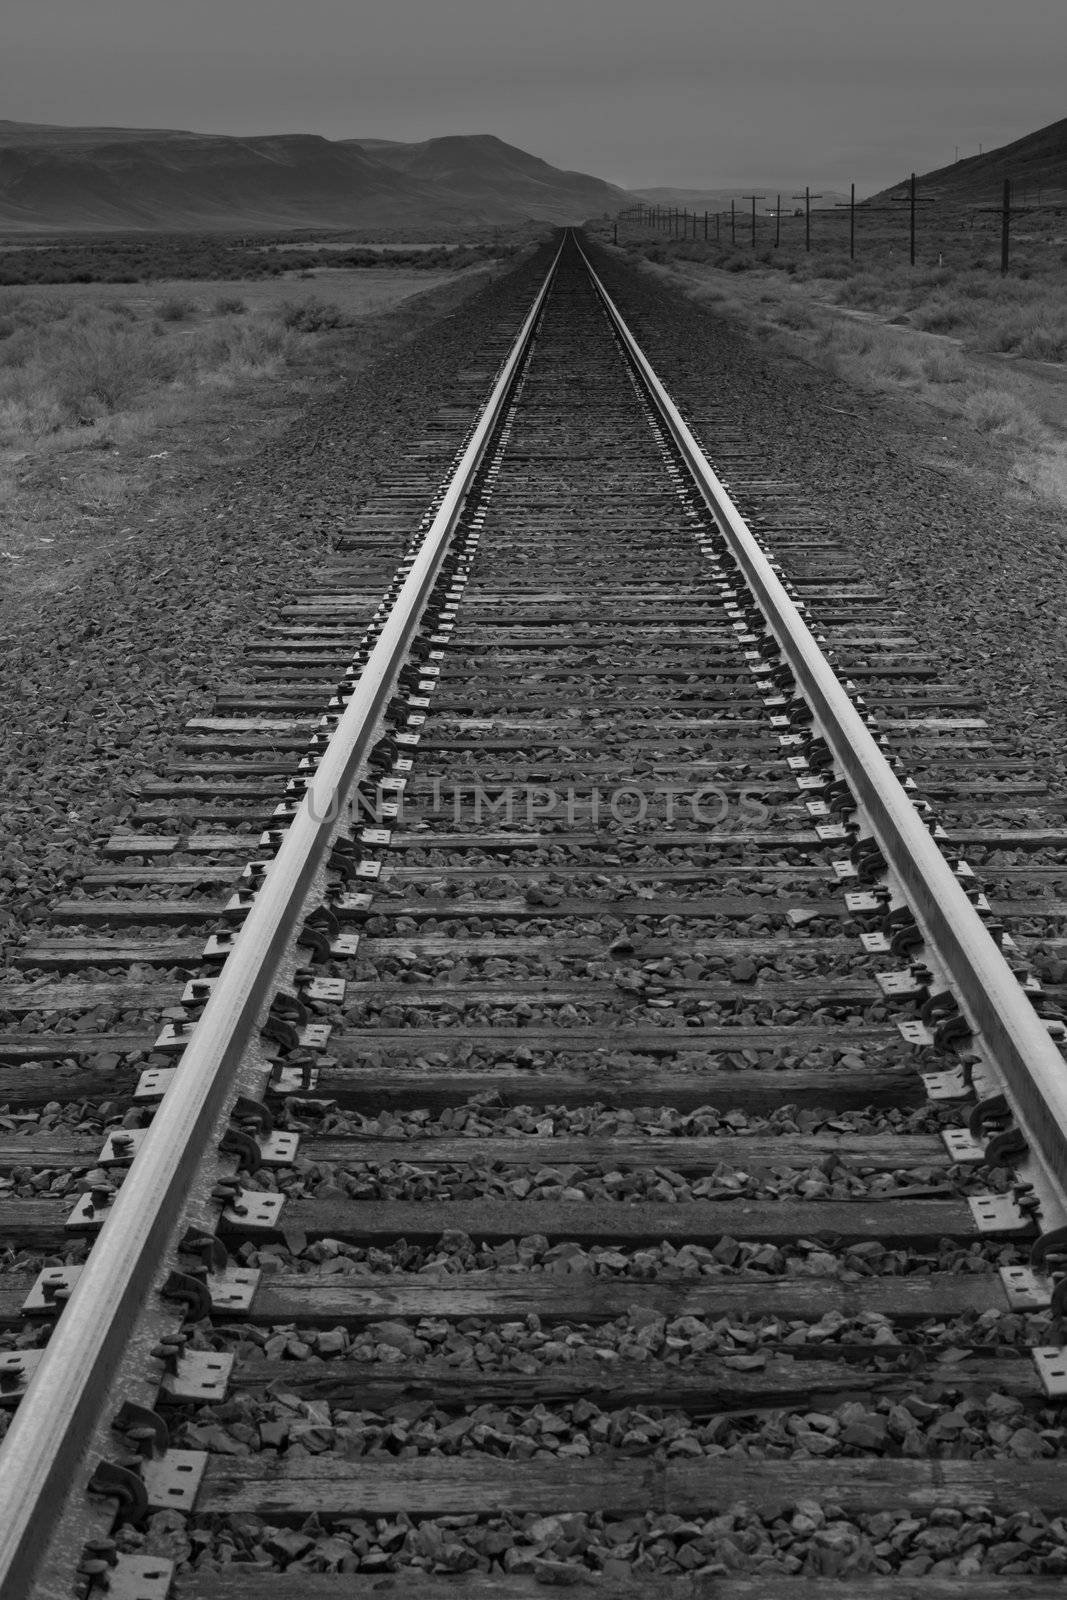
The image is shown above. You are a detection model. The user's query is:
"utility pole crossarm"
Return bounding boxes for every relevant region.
[742,193,765,250]
[792,186,823,251]
[889,172,936,266]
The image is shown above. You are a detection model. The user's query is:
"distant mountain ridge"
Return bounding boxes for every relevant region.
[0,121,628,232]
[869,115,1067,205]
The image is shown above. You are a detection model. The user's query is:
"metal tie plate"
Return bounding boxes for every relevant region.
[303,976,345,1004]
[102,1555,174,1600]
[968,1194,1030,1234]
[269,1064,320,1094]
[159,1351,234,1403]
[1032,1347,1067,1399]
[141,1450,207,1512]
[66,1191,116,1230]
[941,1128,986,1164]
[135,1067,177,1102]
[0,1351,45,1402]
[206,1266,261,1313]
[221,1190,285,1231]
[1000,1266,1053,1310]
[99,1129,148,1165]
[23,1264,84,1315]
[922,1067,972,1101]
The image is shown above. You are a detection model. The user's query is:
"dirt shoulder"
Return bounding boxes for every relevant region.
[0,266,499,627]
[606,246,1067,512]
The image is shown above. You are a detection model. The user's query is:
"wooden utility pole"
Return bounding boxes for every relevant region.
[743,194,765,249]
[908,172,916,265]
[703,210,708,240]
[730,199,736,245]
[792,186,823,251]
[1001,178,1011,274]
[834,183,858,260]
[890,174,934,266]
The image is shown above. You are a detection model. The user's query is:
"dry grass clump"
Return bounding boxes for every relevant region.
[985,306,1067,362]
[962,389,1043,441]
[1011,442,1067,506]
[53,323,182,422]
[773,300,817,331]
[278,297,346,332]
[199,317,299,378]
[828,266,1067,362]
[0,288,340,440]
[910,295,981,334]
[0,309,179,432]
[156,294,198,322]
[814,321,926,387]
[833,277,896,312]
[920,347,968,384]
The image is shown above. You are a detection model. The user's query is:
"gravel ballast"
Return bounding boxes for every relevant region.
[0,246,554,965]
[588,240,1067,796]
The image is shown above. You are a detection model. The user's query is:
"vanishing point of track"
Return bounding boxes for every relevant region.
[3,232,1067,1597]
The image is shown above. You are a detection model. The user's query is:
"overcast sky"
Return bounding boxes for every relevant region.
[3,0,1064,193]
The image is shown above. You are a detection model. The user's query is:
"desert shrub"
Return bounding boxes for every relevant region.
[810,258,853,281]
[202,316,297,372]
[912,265,953,289]
[156,295,197,322]
[213,294,247,315]
[911,295,977,333]
[0,329,34,369]
[1015,321,1067,361]
[815,320,928,387]
[1011,442,1067,506]
[0,318,180,433]
[986,307,1067,361]
[953,271,1012,301]
[774,301,816,330]
[669,240,716,262]
[963,388,1041,441]
[49,324,181,420]
[834,277,894,310]
[921,348,967,383]
[820,322,875,356]
[277,298,345,332]
[878,344,925,382]
[690,286,735,311]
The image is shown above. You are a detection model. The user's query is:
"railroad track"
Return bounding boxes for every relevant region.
[3,230,1067,1597]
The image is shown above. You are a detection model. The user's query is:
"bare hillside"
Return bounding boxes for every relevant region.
[0,123,626,232]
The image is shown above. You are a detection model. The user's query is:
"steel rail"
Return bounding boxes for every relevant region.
[0,241,563,1598]
[577,235,1067,1206]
